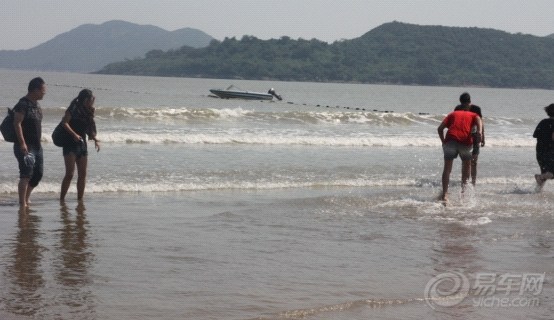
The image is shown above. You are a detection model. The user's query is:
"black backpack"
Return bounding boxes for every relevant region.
[0,108,16,142]
[1,100,31,143]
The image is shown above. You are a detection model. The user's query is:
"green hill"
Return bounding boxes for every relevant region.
[96,22,554,89]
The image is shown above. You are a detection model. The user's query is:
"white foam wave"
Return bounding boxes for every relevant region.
[92,107,441,125]
[463,217,493,226]
[108,107,253,120]
[0,175,541,195]
[0,178,418,195]
[106,133,444,146]
[478,176,538,185]
[41,106,538,128]
[35,132,536,147]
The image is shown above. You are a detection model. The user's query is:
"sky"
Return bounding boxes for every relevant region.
[1,0,553,50]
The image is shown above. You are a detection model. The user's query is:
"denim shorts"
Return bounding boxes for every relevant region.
[443,140,472,161]
[13,144,43,187]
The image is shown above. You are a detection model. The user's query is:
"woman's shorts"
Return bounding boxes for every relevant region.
[63,140,88,159]
[443,140,472,161]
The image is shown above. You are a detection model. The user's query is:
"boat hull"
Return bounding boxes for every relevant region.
[210,89,274,100]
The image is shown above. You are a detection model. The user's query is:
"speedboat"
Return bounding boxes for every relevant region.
[210,85,282,100]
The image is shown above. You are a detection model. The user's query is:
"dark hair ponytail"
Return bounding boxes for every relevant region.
[77,89,93,104]
[69,89,93,110]
[69,89,97,138]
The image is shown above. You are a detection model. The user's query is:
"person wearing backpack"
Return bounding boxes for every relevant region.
[13,77,46,209]
[59,89,100,202]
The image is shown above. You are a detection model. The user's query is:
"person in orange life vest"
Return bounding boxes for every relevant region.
[437,93,483,202]
[454,92,485,185]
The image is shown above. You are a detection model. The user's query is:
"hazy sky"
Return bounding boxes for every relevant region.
[1,0,553,50]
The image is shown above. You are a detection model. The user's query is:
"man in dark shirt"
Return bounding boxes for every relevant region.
[533,103,554,190]
[454,92,485,185]
[14,77,46,208]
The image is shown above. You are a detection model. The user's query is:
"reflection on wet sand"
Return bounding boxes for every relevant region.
[55,202,96,317]
[433,222,481,273]
[2,209,45,317]
[1,203,96,319]
[427,222,482,317]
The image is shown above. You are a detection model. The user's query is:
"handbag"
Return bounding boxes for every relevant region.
[52,122,74,147]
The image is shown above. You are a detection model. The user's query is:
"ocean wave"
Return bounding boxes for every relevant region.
[39,107,537,126]
[0,178,418,195]
[0,129,536,147]
[0,176,539,195]
[272,298,419,319]
[93,107,445,125]
[31,132,535,147]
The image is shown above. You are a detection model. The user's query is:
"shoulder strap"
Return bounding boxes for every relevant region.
[16,98,33,116]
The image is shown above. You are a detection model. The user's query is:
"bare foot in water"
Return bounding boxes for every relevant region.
[535,174,546,192]
[438,193,448,205]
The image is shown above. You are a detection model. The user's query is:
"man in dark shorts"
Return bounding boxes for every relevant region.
[438,93,483,202]
[13,77,46,208]
[454,92,485,185]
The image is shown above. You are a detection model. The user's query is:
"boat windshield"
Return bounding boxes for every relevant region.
[225,85,242,91]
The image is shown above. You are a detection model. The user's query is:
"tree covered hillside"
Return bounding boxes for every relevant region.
[96,22,554,89]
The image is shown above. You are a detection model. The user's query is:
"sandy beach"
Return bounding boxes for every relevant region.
[0,70,552,319]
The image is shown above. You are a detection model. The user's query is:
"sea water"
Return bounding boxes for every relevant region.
[0,69,552,319]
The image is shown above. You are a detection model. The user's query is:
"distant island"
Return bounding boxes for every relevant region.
[1,21,553,89]
[0,20,213,73]
[96,22,554,90]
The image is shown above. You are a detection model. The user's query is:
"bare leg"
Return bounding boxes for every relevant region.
[441,159,454,201]
[60,153,76,202]
[461,159,472,193]
[25,185,35,206]
[471,154,478,185]
[18,177,30,208]
[76,156,88,200]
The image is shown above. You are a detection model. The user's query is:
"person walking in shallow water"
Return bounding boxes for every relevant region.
[60,89,100,202]
[454,92,485,185]
[533,103,554,191]
[437,93,483,202]
[13,77,46,208]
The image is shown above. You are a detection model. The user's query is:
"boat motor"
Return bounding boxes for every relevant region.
[268,88,283,101]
